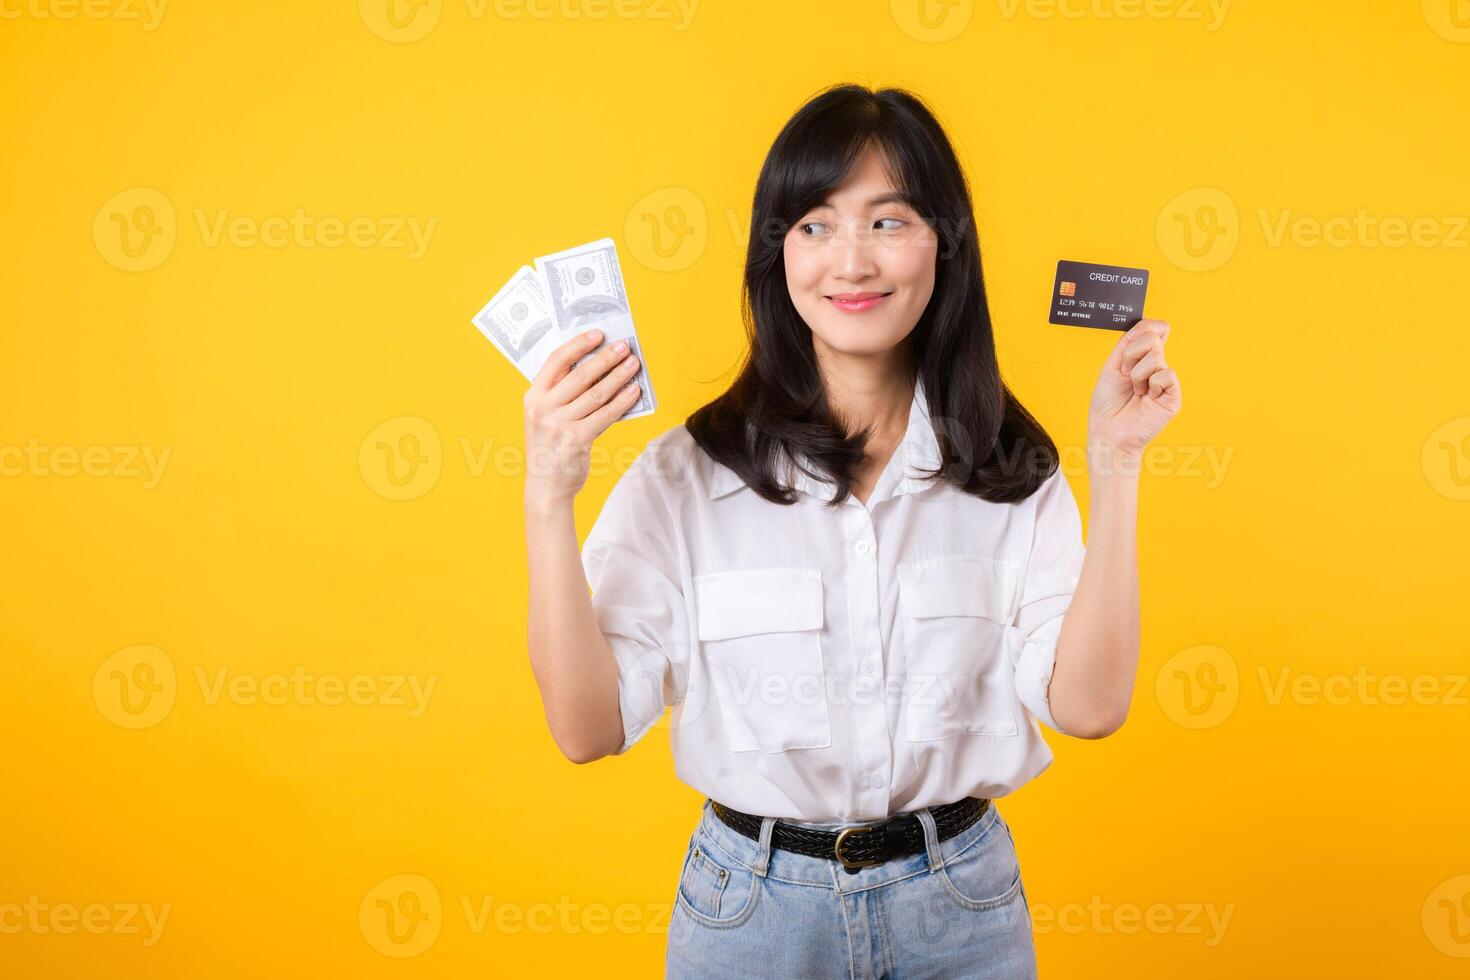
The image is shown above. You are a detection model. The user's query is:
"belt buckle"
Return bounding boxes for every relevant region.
[833,825,881,871]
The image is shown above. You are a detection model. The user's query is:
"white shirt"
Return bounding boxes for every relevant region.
[580,375,1087,822]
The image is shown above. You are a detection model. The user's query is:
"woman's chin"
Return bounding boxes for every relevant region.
[811,322,913,357]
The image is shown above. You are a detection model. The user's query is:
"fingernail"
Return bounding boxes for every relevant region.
[586,329,601,340]
[613,340,628,353]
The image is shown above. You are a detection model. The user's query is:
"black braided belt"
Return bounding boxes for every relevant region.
[709,797,990,875]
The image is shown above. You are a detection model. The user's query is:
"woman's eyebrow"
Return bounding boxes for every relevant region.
[812,192,912,210]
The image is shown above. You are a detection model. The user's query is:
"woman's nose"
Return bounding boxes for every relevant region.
[830,224,878,277]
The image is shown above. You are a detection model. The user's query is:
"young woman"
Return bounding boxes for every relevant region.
[524,83,1180,978]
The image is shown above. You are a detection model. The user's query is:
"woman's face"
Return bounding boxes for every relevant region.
[783,143,938,360]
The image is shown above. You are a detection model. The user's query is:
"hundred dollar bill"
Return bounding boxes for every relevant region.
[530,236,656,421]
[470,265,556,381]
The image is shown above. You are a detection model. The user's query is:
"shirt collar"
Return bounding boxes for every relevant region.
[706,375,942,503]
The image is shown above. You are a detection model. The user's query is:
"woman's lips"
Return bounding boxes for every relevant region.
[826,291,893,313]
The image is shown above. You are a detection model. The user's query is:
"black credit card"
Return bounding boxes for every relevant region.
[1048,259,1149,330]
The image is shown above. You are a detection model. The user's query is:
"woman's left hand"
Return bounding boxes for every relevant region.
[1087,318,1182,465]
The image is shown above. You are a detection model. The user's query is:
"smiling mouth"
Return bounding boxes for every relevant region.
[825,291,893,312]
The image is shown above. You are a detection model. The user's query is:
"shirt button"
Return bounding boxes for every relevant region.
[869,774,884,790]
[861,660,876,674]
[855,540,872,556]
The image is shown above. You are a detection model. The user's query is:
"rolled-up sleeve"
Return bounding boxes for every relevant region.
[580,452,691,755]
[1010,467,1087,735]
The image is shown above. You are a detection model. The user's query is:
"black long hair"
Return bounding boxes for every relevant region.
[685,82,1059,507]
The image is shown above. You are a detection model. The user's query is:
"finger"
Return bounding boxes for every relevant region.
[1149,368,1181,409]
[1102,328,1133,374]
[532,329,604,394]
[1111,318,1159,365]
[548,338,632,406]
[1120,336,1163,378]
[576,378,642,439]
[1133,318,1170,341]
[1129,350,1167,395]
[567,349,641,420]
[1148,366,1177,396]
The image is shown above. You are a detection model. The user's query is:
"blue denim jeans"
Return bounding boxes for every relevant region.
[665,798,1037,979]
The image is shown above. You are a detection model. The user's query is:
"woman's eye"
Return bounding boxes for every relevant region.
[797,217,904,236]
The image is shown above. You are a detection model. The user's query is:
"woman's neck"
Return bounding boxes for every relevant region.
[818,354,915,445]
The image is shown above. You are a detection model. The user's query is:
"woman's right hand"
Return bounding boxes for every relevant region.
[523,328,643,510]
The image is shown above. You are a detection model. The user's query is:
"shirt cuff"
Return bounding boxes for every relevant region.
[1010,619,1070,736]
[607,641,671,755]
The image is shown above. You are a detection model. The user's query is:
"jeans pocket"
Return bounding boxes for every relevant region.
[675,834,759,927]
[937,814,1024,912]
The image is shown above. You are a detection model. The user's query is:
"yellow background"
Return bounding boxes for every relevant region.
[3,0,1468,976]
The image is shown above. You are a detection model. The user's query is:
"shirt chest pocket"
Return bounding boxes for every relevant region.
[897,556,1023,741]
[693,567,832,753]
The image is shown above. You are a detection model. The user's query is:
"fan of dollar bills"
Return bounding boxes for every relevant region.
[471,236,656,422]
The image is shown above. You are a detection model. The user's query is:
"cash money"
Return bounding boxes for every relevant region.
[470,265,554,381]
[471,237,656,422]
